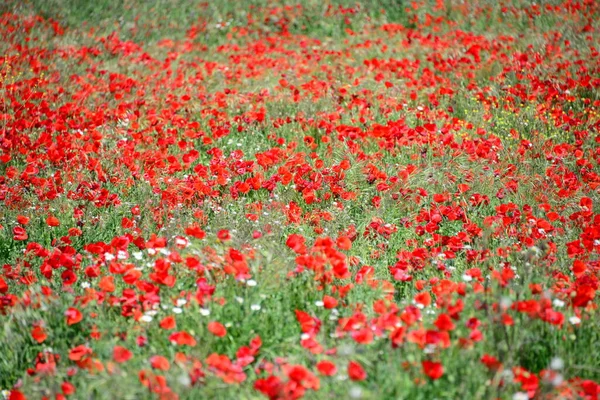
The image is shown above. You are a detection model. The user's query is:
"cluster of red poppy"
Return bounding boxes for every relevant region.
[1,0,600,399]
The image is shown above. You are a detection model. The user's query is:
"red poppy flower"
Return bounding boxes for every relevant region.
[47,215,60,227]
[414,292,432,307]
[572,284,595,308]
[61,381,75,395]
[65,307,83,325]
[159,316,176,330]
[31,326,47,343]
[113,346,133,363]
[348,361,367,381]
[208,321,227,337]
[286,234,307,254]
[287,364,320,390]
[422,360,444,380]
[480,354,502,371]
[16,215,30,225]
[322,295,338,309]
[13,226,28,241]
[316,360,337,376]
[169,331,197,346]
[8,390,27,400]
[217,229,231,241]
[434,313,455,331]
[98,276,115,292]
[69,345,92,361]
[336,236,352,250]
[150,355,170,371]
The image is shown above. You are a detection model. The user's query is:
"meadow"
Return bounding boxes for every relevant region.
[0,0,599,398]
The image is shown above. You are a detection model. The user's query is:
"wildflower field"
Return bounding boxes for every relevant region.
[0,0,599,398]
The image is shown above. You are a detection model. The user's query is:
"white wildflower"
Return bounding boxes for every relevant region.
[550,357,564,370]
[553,299,565,308]
[500,297,513,309]
[349,386,362,398]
